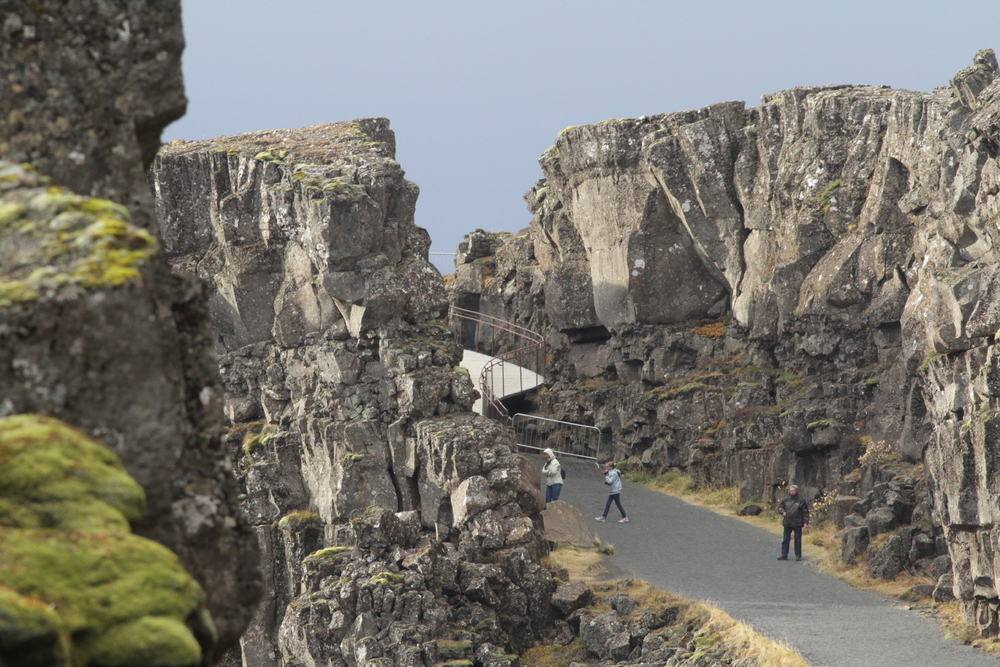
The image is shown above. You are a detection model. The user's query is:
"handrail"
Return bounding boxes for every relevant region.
[512,413,602,464]
[450,307,545,422]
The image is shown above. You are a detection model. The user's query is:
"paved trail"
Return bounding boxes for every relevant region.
[549,457,998,667]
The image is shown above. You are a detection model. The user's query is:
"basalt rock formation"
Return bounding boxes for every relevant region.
[453,51,1000,635]
[151,122,554,666]
[0,0,260,655]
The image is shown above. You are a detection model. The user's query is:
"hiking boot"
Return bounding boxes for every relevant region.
[619,517,629,523]
[796,556,802,561]
[595,516,606,522]
[777,556,788,560]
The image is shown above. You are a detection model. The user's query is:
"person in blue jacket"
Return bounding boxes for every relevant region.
[596,460,628,523]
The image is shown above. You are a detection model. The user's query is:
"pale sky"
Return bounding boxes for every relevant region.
[164,1,999,274]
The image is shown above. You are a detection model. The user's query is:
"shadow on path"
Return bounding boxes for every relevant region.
[546,456,998,667]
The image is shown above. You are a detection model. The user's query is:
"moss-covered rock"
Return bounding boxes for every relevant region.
[0,414,145,533]
[0,162,156,308]
[0,415,215,667]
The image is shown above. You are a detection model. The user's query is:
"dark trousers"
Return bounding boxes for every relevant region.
[782,525,803,558]
[603,493,626,518]
[545,483,562,502]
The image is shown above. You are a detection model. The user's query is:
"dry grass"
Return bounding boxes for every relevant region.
[542,545,812,667]
[701,605,810,667]
[546,543,603,581]
[521,638,589,667]
[631,470,1000,653]
[642,471,784,536]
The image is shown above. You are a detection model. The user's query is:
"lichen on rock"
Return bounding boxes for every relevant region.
[0,162,156,307]
[0,414,215,667]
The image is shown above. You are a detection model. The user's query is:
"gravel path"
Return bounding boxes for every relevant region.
[549,456,999,667]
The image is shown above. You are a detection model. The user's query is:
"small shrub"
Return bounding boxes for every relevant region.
[859,435,894,467]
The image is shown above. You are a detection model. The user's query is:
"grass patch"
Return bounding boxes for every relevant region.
[628,470,1000,654]
[521,637,589,667]
[700,605,810,666]
[543,545,811,667]
[546,544,603,581]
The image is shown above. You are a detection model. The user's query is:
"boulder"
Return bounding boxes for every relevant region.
[933,574,957,603]
[841,526,870,565]
[608,593,639,616]
[578,611,625,659]
[865,508,900,538]
[541,500,595,548]
[551,582,594,616]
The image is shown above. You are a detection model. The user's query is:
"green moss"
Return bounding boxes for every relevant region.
[0,415,145,532]
[0,415,213,666]
[277,510,321,533]
[917,351,945,372]
[85,616,202,667]
[254,149,287,163]
[435,639,473,660]
[0,202,27,227]
[435,660,473,667]
[0,180,156,307]
[806,419,832,430]
[813,178,842,211]
[0,585,68,664]
[367,571,406,587]
[241,424,276,459]
[303,546,351,563]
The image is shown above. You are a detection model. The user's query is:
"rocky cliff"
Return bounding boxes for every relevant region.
[0,0,260,656]
[151,122,555,665]
[453,51,1000,635]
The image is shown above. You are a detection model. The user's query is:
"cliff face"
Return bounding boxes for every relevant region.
[152,122,554,666]
[0,0,260,654]
[453,51,1000,633]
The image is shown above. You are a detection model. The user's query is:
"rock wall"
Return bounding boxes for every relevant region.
[0,1,260,654]
[151,122,554,665]
[453,51,1000,634]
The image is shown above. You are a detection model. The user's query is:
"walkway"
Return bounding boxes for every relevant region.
[460,350,544,415]
[552,456,998,667]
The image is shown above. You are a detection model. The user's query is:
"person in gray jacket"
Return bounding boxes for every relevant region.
[596,460,628,523]
[777,484,810,561]
[542,448,563,503]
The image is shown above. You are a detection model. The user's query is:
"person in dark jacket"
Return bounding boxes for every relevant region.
[777,484,810,561]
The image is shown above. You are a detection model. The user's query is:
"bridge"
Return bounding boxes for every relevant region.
[451,307,602,462]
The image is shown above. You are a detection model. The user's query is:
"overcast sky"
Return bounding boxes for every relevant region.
[164,1,999,274]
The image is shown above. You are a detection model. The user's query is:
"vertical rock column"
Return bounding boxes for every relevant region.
[0,1,261,652]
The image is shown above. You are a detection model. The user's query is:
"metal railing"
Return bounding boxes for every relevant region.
[512,413,602,463]
[450,307,545,422]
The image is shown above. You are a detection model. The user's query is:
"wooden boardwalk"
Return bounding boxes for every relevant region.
[460,350,544,415]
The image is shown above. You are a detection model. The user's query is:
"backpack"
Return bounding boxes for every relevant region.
[561,468,567,480]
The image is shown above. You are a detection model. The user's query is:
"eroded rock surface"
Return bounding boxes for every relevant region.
[152,122,554,665]
[0,1,260,653]
[454,51,1000,635]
